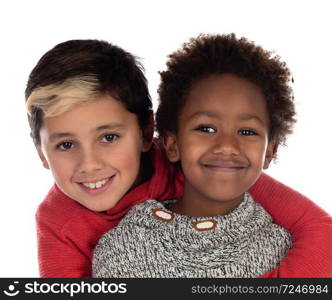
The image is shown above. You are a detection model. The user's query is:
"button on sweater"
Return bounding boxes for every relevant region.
[93,193,291,278]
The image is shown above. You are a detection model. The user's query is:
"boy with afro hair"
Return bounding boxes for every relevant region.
[93,34,332,278]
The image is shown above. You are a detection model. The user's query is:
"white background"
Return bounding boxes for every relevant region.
[0,0,331,277]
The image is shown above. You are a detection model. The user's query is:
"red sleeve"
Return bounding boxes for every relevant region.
[36,213,91,278]
[249,173,332,277]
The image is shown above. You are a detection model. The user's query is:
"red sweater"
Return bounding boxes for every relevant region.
[36,145,332,278]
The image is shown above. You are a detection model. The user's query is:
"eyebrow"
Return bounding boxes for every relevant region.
[189,111,220,120]
[48,132,74,143]
[237,114,265,125]
[48,123,126,143]
[189,111,265,125]
[95,123,126,131]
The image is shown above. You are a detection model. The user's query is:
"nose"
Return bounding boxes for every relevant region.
[78,147,104,174]
[211,133,240,156]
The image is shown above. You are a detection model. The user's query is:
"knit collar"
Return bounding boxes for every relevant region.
[120,193,274,268]
[162,192,253,227]
[125,192,272,240]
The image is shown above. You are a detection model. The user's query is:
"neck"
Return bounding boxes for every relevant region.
[169,183,244,217]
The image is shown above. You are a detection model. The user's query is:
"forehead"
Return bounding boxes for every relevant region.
[182,73,268,122]
[40,95,138,135]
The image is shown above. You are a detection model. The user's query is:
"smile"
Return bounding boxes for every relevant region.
[202,164,246,172]
[81,178,110,189]
[78,175,115,194]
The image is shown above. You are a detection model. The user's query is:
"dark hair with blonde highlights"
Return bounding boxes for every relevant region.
[26,39,152,145]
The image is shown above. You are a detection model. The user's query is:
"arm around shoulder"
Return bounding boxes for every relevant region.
[250,173,332,277]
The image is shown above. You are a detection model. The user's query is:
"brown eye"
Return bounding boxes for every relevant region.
[195,126,216,133]
[239,129,257,136]
[57,141,74,150]
[101,134,119,143]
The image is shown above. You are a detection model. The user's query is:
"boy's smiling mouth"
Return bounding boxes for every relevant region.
[77,175,116,194]
[202,160,248,172]
[81,178,109,189]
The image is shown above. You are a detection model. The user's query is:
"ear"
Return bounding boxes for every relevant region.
[141,112,154,152]
[36,145,50,170]
[263,142,277,169]
[163,132,180,162]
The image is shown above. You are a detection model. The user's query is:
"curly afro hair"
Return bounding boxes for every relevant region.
[156,33,296,146]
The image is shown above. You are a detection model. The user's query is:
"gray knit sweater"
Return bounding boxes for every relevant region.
[92,193,291,278]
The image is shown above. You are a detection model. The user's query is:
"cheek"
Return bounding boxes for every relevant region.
[43,148,76,181]
[179,137,205,167]
[110,151,141,169]
[49,157,75,182]
[109,136,143,172]
[246,142,268,169]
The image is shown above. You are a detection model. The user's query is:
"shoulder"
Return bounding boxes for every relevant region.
[251,172,331,221]
[251,172,310,202]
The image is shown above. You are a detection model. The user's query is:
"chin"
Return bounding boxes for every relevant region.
[210,191,245,203]
[91,199,118,212]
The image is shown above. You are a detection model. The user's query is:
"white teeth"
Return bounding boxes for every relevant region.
[95,181,102,188]
[82,178,109,189]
